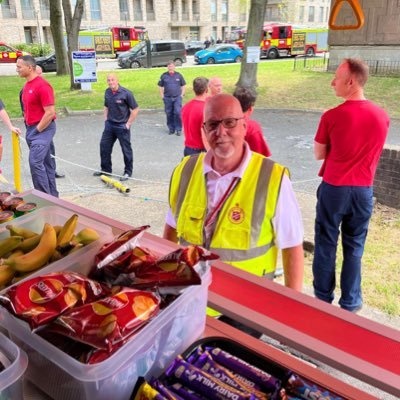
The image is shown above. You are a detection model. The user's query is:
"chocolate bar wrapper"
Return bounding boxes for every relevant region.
[168,383,205,400]
[131,377,167,400]
[165,356,259,400]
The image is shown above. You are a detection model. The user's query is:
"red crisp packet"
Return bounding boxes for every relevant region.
[48,287,160,351]
[0,272,109,330]
[94,226,150,265]
[118,245,218,290]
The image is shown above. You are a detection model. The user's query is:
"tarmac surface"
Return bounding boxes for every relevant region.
[1,109,400,399]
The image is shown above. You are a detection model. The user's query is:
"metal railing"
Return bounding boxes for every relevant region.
[293,53,329,72]
[1,4,17,18]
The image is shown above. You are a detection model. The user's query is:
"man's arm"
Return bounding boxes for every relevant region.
[314,141,327,160]
[126,107,139,129]
[282,245,304,291]
[181,84,186,97]
[163,223,178,243]
[36,105,55,133]
[0,109,21,135]
[103,106,108,121]
[159,86,164,98]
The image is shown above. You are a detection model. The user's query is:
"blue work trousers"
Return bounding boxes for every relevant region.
[312,182,373,311]
[163,96,182,133]
[100,121,133,176]
[26,122,58,197]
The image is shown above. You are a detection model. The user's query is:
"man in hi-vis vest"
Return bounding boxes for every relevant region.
[164,94,304,294]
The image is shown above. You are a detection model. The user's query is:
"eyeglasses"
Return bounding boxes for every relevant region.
[203,117,244,133]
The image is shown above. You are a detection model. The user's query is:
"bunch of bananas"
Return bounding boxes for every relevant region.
[0,214,100,289]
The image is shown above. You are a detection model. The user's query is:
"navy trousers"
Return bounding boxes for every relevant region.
[312,182,373,311]
[26,122,58,197]
[100,121,133,176]
[163,96,182,133]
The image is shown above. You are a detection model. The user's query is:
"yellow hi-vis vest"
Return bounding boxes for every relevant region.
[169,152,288,276]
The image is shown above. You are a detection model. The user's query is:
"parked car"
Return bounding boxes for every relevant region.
[35,53,57,72]
[118,40,186,69]
[194,45,243,65]
[0,42,30,63]
[185,40,205,55]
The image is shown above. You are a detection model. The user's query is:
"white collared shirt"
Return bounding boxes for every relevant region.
[166,144,303,249]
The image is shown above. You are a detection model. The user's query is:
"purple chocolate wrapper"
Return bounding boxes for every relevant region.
[169,382,205,400]
[151,379,186,400]
[193,351,268,399]
[166,356,258,400]
[205,347,280,392]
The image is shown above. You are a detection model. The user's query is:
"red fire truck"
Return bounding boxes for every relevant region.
[232,23,328,59]
[77,26,147,57]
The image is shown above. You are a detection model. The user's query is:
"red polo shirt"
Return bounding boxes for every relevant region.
[21,76,55,126]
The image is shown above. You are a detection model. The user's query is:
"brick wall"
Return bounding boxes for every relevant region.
[374,144,400,209]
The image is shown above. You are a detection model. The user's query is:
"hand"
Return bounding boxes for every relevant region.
[12,127,21,135]
[125,123,131,130]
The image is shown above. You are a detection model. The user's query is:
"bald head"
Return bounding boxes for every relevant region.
[107,73,119,91]
[209,77,223,96]
[205,94,243,120]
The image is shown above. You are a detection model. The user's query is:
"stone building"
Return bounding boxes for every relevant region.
[0,0,329,47]
[328,0,400,67]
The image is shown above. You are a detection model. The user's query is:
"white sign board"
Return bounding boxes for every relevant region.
[246,46,260,63]
[72,51,97,88]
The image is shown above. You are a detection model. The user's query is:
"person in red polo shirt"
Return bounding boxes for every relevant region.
[181,77,208,156]
[313,58,389,312]
[17,55,58,197]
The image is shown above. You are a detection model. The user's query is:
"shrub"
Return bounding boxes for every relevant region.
[12,43,53,57]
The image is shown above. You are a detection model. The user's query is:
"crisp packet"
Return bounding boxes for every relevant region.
[48,287,160,350]
[131,377,167,400]
[0,271,109,330]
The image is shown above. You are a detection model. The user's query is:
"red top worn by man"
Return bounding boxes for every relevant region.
[233,86,271,157]
[17,55,58,197]
[312,58,389,313]
[181,77,209,157]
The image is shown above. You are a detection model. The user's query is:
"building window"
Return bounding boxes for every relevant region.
[325,7,329,22]
[39,0,49,19]
[192,0,199,19]
[1,0,17,18]
[298,5,304,22]
[21,0,35,19]
[24,27,33,43]
[308,6,315,22]
[319,6,324,22]
[221,0,228,22]
[133,0,143,20]
[182,0,188,19]
[119,0,129,22]
[90,0,101,20]
[146,0,155,21]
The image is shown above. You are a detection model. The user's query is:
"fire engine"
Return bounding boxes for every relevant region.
[76,26,147,57]
[232,23,328,59]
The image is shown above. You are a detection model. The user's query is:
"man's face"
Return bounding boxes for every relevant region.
[107,75,119,91]
[167,63,175,73]
[204,96,246,160]
[331,62,351,98]
[209,79,222,96]
[16,59,33,78]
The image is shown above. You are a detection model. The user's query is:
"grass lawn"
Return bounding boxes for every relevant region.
[2,60,399,118]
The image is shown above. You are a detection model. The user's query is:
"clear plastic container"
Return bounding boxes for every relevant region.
[0,332,28,399]
[0,205,114,294]
[0,249,211,400]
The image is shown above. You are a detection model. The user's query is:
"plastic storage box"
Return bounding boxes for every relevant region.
[0,332,28,399]
[0,205,114,294]
[0,257,211,400]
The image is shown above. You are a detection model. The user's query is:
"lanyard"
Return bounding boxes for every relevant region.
[204,176,240,231]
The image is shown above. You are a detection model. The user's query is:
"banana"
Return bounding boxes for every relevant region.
[53,225,63,237]
[0,236,24,258]
[6,249,25,262]
[0,264,15,287]
[57,214,79,247]
[17,234,42,253]
[67,243,84,255]
[6,224,38,239]
[5,223,57,273]
[73,228,100,245]
[50,249,63,263]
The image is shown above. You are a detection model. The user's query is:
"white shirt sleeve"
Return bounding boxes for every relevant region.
[272,174,304,249]
[165,208,177,229]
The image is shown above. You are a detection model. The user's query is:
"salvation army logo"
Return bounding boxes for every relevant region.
[228,204,244,224]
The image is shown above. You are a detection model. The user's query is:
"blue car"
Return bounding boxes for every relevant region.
[194,45,243,65]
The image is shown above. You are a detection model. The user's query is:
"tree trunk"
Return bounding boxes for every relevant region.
[62,0,85,90]
[49,0,69,75]
[236,0,268,88]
